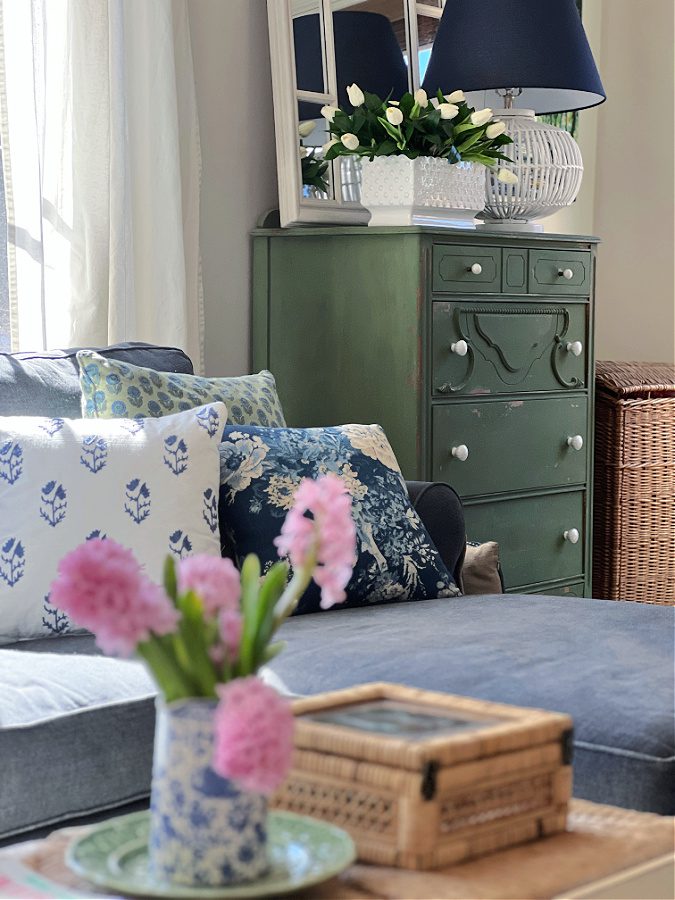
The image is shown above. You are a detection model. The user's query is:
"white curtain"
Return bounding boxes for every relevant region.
[0,0,203,370]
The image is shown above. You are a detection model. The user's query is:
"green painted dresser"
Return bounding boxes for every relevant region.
[252,225,599,597]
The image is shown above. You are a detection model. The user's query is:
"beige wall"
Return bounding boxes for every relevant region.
[592,0,675,362]
[189,0,277,376]
[190,0,674,373]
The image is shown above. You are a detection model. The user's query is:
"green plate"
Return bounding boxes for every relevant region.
[66,810,356,898]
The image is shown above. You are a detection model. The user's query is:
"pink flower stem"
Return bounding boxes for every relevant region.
[273,542,318,627]
[136,635,198,702]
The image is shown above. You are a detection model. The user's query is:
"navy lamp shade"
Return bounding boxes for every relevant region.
[294,11,409,121]
[422,0,605,115]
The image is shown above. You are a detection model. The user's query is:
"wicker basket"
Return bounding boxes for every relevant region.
[272,683,572,870]
[593,361,675,604]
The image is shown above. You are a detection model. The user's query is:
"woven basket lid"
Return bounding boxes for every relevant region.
[596,361,675,398]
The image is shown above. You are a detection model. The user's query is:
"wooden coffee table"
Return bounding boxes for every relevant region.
[3,800,674,899]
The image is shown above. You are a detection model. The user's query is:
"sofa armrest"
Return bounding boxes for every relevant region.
[406,481,466,587]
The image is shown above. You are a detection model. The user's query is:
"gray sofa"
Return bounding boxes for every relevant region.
[1,344,673,844]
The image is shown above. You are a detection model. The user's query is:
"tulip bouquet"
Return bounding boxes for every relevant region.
[50,474,357,795]
[321,84,516,182]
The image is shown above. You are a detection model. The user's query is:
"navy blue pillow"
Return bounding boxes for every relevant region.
[218,424,459,614]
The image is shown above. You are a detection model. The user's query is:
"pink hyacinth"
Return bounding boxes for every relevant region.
[50,539,179,657]
[274,474,357,609]
[177,555,241,616]
[219,608,243,662]
[212,677,294,794]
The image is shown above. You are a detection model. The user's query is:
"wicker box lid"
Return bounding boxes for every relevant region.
[596,361,675,398]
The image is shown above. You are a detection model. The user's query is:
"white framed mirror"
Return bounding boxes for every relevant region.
[267,0,446,226]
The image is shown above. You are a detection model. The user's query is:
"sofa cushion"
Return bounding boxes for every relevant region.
[0,635,155,840]
[270,595,675,814]
[0,404,224,643]
[77,351,287,427]
[0,343,193,419]
[218,424,459,614]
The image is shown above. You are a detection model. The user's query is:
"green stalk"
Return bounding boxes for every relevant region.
[137,634,197,702]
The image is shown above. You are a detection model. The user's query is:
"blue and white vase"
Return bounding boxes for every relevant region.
[148,698,269,887]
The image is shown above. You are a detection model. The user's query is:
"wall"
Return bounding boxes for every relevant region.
[188,0,277,376]
[592,0,675,362]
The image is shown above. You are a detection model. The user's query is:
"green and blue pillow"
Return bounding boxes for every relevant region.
[76,350,286,427]
[218,423,460,614]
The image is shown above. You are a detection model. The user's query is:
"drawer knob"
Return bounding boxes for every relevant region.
[452,444,469,462]
[567,434,584,451]
[563,528,580,544]
[559,267,574,280]
[468,263,483,275]
[450,340,469,357]
[566,340,583,357]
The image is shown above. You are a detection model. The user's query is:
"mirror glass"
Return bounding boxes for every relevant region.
[293,0,327,95]
[297,102,334,200]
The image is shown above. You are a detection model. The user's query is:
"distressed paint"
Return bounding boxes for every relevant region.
[251,226,598,595]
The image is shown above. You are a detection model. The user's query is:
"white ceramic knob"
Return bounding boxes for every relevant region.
[469,263,482,275]
[452,444,469,462]
[564,528,580,544]
[566,340,583,357]
[567,434,584,451]
[559,268,574,280]
[450,340,468,357]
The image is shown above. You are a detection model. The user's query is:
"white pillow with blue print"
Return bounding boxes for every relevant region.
[0,403,225,644]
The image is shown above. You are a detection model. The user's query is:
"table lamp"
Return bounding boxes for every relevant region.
[422,0,606,231]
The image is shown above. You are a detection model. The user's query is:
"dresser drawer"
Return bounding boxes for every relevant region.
[529,250,592,295]
[528,582,586,597]
[432,397,588,497]
[432,245,501,293]
[433,301,587,396]
[464,493,585,588]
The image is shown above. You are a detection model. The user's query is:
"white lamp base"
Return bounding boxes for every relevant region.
[481,108,583,231]
[477,219,545,233]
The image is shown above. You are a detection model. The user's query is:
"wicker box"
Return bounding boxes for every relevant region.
[593,361,675,604]
[272,683,573,869]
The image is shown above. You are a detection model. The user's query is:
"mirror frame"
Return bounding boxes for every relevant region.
[267,0,444,227]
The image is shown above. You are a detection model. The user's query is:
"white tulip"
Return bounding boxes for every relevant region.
[470,107,493,127]
[414,88,428,107]
[341,133,360,151]
[439,103,459,120]
[298,120,315,138]
[486,121,507,139]
[321,105,339,122]
[299,146,309,158]
[346,83,365,107]
[322,138,338,154]
[445,90,465,104]
[497,167,519,184]
[388,99,400,106]
[385,106,404,126]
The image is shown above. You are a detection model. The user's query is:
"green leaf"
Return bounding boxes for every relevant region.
[250,561,289,670]
[376,116,402,142]
[163,555,178,605]
[176,590,217,697]
[238,554,262,676]
[138,635,196,702]
[261,641,287,664]
[453,121,482,137]
[374,140,397,156]
[456,131,485,154]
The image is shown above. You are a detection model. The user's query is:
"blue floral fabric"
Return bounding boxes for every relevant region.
[218,424,459,614]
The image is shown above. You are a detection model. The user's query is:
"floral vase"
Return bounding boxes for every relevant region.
[359,156,484,228]
[148,698,269,887]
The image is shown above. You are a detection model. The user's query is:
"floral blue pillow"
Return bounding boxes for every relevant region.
[218,424,459,614]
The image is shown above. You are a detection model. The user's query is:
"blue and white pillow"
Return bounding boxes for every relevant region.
[0,404,225,644]
[218,423,459,614]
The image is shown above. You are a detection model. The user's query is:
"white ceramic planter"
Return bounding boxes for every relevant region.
[359,156,484,228]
